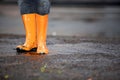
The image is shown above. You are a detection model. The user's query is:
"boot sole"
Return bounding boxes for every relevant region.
[16,47,37,53]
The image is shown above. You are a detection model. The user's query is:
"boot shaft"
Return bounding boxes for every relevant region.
[35,14,49,54]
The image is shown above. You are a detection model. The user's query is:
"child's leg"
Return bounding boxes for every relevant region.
[36,0,50,54]
[36,0,50,15]
[18,0,37,15]
[16,0,37,52]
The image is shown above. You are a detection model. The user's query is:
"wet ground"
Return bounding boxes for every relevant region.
[0,34,120,80]
[0,3,120,80]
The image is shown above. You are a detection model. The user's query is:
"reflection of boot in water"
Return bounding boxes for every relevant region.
[36,14,49,54]
[16,14,37,52]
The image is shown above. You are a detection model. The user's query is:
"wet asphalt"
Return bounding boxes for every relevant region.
[0,34,120,80]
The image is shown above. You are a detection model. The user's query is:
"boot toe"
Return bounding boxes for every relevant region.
[16,47,27,53]
[16,45,37,53]
[37,49,49,54]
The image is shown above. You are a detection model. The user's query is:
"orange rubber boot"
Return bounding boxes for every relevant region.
[36,14,49,54]
[16,14,37,52]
